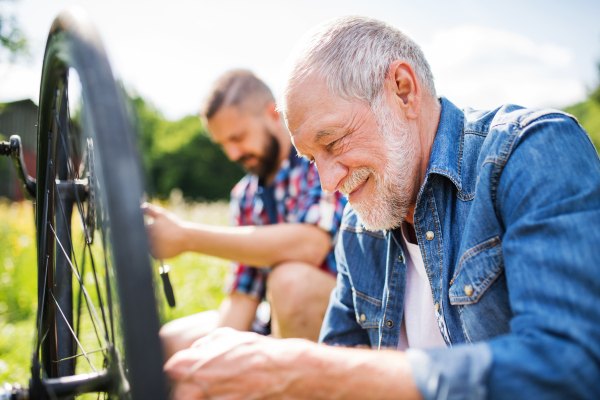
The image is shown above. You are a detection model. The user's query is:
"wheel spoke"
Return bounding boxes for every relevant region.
[100,226,115,345]
[55,108,91,243]
[54,348,107,364]
[75,235,87,340]
[49,161,107,351]
[35,134,53,355]
[48,222,108,349]
[36,254,50,353]
[64,76,83,176]
[49,290,97,372]
[54,104,112,349]
[84,240,110,345]
[51,164,82,275]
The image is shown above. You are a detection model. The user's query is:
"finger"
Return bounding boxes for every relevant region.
[141,202,162,217]
[171,381,207,400]
[190,327,240,348]
[165,348,208,380]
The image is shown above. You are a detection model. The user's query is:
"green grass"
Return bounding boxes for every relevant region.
[0,194,230,387]
[0,199,37,384]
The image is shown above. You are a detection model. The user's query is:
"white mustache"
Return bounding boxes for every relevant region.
[340,166,376,195]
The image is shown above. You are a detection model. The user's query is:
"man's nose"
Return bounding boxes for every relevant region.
[223,143,243,162]
[316,158,347,194]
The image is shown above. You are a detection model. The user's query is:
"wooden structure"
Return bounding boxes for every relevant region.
[0,99,38,201]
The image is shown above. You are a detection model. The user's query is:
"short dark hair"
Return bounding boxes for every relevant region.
[200,69,275,120]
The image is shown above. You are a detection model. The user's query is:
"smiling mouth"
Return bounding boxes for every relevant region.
[345,175,370,199]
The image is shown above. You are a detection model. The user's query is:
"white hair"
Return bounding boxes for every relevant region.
[279,16,436,116]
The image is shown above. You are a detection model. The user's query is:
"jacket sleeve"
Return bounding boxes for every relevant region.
[409,115,600,399]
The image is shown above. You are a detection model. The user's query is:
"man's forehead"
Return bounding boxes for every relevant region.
[287,85,356,136]
[208,105,254,141]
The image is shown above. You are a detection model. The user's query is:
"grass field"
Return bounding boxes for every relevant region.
[0,192,230,386]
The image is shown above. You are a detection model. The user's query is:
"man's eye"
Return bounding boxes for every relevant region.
[326,140,338,150]
[230,133,245,143]
[297,152,315,164]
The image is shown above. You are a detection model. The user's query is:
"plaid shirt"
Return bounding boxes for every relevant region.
[226,148,347,300]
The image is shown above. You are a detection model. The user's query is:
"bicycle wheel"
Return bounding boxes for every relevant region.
[32,9,167,400]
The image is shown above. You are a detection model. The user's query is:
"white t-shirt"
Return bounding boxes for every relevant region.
[397,223,447,350]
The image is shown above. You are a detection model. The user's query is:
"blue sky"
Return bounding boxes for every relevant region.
[1,0,599,120]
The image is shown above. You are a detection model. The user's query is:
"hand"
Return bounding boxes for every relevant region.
[164,328,421,400]
[164,328,312,400]
[141,202,187,259]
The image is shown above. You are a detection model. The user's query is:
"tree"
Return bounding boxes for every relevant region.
[129,94,245,201]
[564,58,600,151]
[0,0,28,61]
[591,62,600,105]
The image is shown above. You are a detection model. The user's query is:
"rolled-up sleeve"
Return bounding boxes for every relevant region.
[407,343,492,400]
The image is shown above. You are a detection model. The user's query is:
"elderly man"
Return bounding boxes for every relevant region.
[164,17,600,400]
[145,70,346,358]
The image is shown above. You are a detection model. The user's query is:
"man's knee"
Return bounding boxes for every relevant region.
[159,310,219,359]
[266,261,332,321]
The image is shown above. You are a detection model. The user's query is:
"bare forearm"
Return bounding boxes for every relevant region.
[180,222,330,267]
[285,343,422,400]
[166,329,423,400]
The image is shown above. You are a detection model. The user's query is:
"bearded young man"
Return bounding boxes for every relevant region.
[164,18,600,400]
[144,70,346,358]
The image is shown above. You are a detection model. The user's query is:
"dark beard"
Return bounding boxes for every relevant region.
[239,129,280,180]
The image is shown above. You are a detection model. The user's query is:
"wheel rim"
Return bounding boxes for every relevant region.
[33,9,167,400]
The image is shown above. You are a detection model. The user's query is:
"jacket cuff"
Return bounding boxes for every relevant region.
[406,343,492,400]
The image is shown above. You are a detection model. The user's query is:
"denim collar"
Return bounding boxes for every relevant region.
[424,97,465,192]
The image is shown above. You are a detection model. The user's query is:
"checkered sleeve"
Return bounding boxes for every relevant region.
[291,160,347,245]
[224,178,269,300]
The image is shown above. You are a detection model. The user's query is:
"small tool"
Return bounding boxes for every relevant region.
[158,260,176,308]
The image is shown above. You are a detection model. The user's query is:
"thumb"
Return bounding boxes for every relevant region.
[141,202,162,218]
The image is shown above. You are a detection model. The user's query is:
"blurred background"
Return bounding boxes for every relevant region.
[1,0,600,385]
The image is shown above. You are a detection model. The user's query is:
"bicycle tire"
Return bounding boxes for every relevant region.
[34,9,167,400]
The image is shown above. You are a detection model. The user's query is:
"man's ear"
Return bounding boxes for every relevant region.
[264,101,280,123]
[386,60,421,120]
[199,114,212,136]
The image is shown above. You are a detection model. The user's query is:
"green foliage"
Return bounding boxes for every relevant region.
[564,99,600,151]
[0,198,230,385]
[0,200,37,384]
[0,1,28,61]
[564,63,600,152]
[130,95,245,201]
[0,200,37,323]
[152,198,230,323]
[591,63,600,105]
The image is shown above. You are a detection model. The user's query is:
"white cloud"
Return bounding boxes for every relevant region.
[0,62,41,104]
[423,25,586,110]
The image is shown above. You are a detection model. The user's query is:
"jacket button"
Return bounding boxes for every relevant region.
[360,314,366,322]
[385,319,394,328]
[425,231,435,240]
[398,254,404,263]
[464,285,474,296]
[435,302,440,312]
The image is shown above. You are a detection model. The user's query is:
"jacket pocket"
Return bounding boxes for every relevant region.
[449,236,504,305]
[352,289,382,329]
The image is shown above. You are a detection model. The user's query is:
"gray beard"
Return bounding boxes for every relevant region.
[347,99,417,232]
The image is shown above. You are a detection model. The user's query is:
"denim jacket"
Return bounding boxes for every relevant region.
[319,97,600,399]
